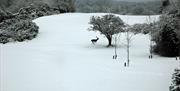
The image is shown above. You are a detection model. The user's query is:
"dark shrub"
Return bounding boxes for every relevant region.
[154,26,180,57]
[17,3,59,20]
[0,29,15,44]
[0,9,14,23]
[0,19,39,44]
[170,68,180,91]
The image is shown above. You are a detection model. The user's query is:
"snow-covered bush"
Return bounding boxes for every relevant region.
[0,3,60,44]
[129,23,150,34]
[9,20,39,42]
[0,17,17,29]
[0,29,15,44]
[17,3,59,20]
[129,22,159,35]
[0,1,75,44]
[170,68,180,91]
[0,19,39,43]
[0,9,14,23]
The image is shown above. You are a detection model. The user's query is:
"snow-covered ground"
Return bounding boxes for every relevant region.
[0,13,179,91]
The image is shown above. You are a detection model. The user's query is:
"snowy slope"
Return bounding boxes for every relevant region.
[0,13,179,91]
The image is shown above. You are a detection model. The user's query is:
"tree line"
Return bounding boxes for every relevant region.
[76,0,161,15]
[0,0,161,15]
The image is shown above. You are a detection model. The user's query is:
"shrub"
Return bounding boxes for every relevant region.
[0,9,14,23]
[170,68,180,91]
[0,29,15,44]
[129,23,149,34]
[0,19,39,43]
[11,20,39,42]
[0,3,59,44]
[17,3,59,20]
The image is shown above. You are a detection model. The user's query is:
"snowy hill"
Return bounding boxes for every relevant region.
[0,13,179,91]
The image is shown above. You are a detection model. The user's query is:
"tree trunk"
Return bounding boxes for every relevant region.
[107,36,112,47]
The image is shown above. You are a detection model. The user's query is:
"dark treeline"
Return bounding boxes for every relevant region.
[0,0,161,15]
[75,0,161,15]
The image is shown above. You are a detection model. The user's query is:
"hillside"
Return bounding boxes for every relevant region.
[114,0,160,2]
[0,13,179,91]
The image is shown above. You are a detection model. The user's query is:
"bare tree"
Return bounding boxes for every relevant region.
[113,34,121,59]
[146,16,155,59]
[124,25,135,67]
[126,28,132,67]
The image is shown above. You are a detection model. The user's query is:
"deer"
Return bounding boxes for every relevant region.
[91,36,99,45]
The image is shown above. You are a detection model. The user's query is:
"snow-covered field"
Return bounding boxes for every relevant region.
[0,13,179,91]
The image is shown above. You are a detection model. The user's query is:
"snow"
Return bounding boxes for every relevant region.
[0,13,179,91]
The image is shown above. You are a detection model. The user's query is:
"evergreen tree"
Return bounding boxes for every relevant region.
[157,25,180,57]
[153,0,180,57]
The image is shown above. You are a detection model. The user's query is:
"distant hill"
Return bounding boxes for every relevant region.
[76,0,161,3]
[114,0,161,2]
[76,0,161,15]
